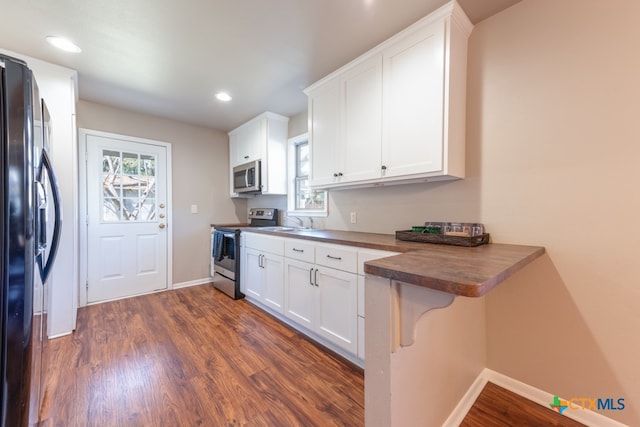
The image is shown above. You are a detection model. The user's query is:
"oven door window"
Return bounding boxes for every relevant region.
[213,231,236,273]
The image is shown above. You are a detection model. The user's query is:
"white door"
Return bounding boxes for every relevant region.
[86,133,169,303]
[308,79,341,187]
[244,248,264,299]
[341,53,383,183]
[315,267,358,354]
[382,19,446,177]
[284,258,315,328]
[262,253,285,314]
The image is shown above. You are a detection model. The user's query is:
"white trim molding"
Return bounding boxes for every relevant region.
[172,278,213,290]
[443,369,629,427]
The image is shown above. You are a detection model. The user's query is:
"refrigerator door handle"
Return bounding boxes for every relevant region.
[35,180,47,257]
[37,148,62,283]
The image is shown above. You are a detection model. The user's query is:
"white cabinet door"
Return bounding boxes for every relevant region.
[284,258,315,329]
[309,79,341,187]
[309,57,383,187]
[315,266,358,355]
[233,119,263,166]
[382,19,446,178]
[262,253,285,314]
[341,54,383,183]
[244,248,264,299]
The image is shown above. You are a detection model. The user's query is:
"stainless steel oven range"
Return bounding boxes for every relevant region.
[211,208,278,299]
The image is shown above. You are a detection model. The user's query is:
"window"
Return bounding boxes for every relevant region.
[287,133,327,216]
[102,149,156,222]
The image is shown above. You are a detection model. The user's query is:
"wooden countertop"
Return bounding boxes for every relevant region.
[241,228,545,297]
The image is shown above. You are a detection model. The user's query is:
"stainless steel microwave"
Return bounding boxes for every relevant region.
[233,160,261,193]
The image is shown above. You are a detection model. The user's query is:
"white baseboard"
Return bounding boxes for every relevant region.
[443,368,629,427]
[47,331,73,340]
[442,371,489,427]
[172,277,213,289]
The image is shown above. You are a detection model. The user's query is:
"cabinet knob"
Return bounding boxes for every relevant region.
[333,173,338,177]
[381,165,387,170]
[244,155,249,159]
[338,172,343,177]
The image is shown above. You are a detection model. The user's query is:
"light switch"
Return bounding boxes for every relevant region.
[190,204,198,214]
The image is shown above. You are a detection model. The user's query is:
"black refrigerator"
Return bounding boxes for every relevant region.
[0,55,62,426]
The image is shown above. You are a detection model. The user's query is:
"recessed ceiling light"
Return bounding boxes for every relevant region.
[215,92,232,102]
[46,36,82,53]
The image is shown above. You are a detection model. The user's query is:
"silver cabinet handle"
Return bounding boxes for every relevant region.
[292,248,304,253]
[309,268,314,286]
[314,269,319,287]
[326,254,342,261]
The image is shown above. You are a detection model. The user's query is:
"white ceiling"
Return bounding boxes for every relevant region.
[0,0,520,132]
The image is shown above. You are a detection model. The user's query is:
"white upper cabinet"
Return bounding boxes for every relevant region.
[308,54,382,187]
[381,19,446,178]
[308,79,340,187]
[305,1,472,189]
[341,55,383,183]
[228,112,289,197]
[230,118,262,166]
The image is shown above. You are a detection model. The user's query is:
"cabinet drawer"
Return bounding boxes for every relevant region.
[316,244,357,273]
[284,239,315,263]
[244,232,284,256]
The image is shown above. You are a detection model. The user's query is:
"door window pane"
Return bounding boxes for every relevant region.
[102,149,157,222]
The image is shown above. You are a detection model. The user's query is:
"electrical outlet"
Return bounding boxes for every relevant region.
[350,211,357,224]
[190,204,198,214]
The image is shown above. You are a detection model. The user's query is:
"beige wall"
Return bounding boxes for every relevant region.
[77,100,246,285]
[478,2,639,425]
[319,0,640,424]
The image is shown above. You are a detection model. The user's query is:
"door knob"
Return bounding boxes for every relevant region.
[159,223,166,229]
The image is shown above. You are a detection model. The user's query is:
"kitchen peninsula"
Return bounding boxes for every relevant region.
[249,227,544,426]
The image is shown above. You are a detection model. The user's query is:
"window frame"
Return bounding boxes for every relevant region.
[287,133,328,217]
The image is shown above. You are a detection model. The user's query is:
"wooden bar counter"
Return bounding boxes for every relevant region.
[252,228,544,297]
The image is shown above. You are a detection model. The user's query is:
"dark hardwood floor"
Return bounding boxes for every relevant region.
[460,382,587,427]
[38,285,364,426]
[38,284,589,427]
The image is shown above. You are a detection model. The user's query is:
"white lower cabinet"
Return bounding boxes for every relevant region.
[283,258,315,329]
[243,232,398,364]
[244,233,285,314]
[285,257,358,355]
[314,266,358,355]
